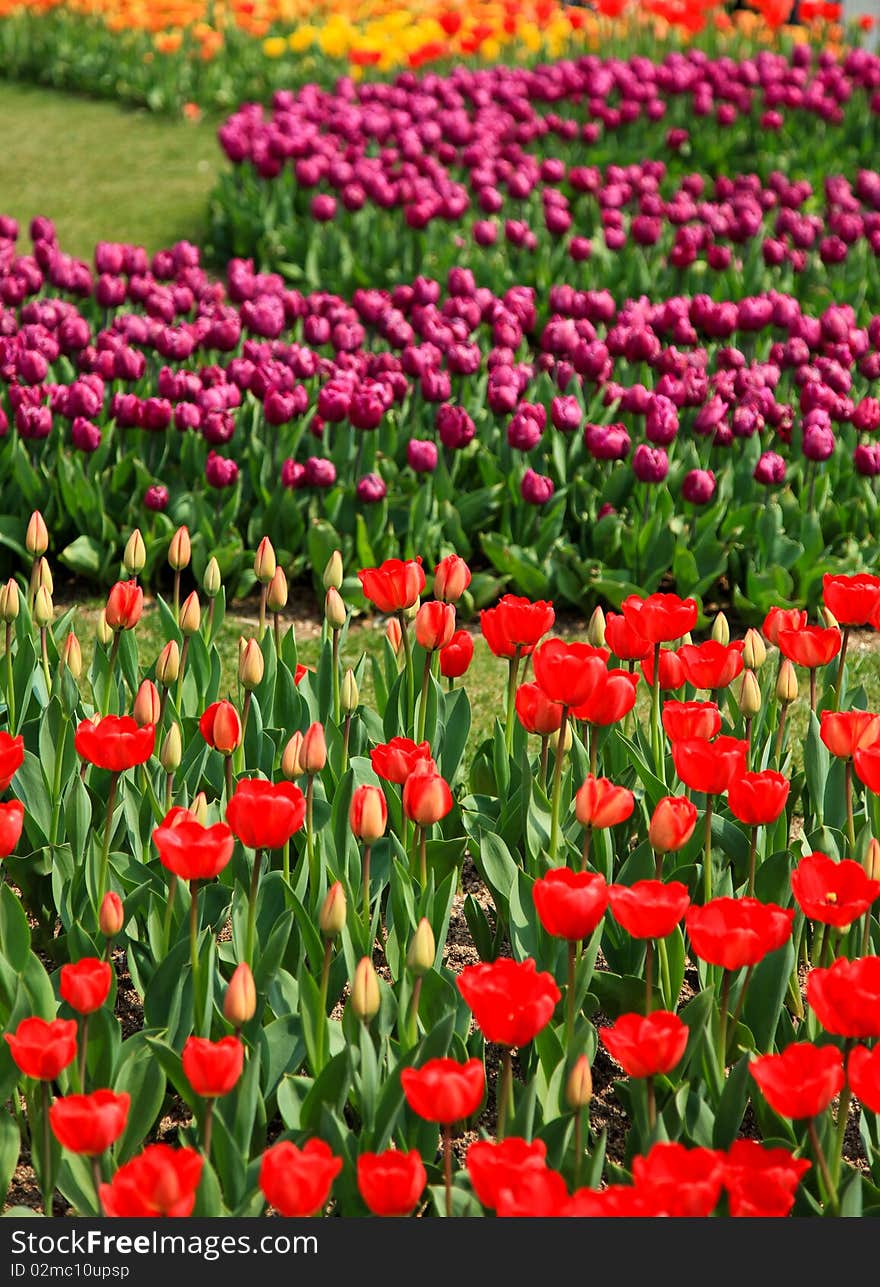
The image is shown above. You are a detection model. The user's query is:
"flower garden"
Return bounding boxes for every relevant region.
[2,0,880,1224]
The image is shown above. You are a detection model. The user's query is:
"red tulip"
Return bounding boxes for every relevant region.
[621,593,698,645]
[370,737,432,784]
[751,1043,844,1119]
[439,630,474,678]
[495,1167,569,1217]
[563,1185,653,1217]
[199,701,242,754]
[571,669,639,725]
[480,594,556,659]
[153,808,234,881]
[181,1035,244,1098]
[532,638,608,707]
[226,778,306,849]
[820,710,880,760]
[604,611,651,661]
[807,957,880,1038]
[400,1058,485,1124]
[75,715,155,772]
[357,1149,426,1216]
[723,1140,810,1214]
[0,732,24,791]
[777,625,841,669]
[685,897,794,970]
[762,607,807,646]
[608,880,690,939]
[727,770,790,826]
[105,580,143,632]
[515,682,564,735]
[823,573,880,627]
[677,640,744,690]
[50,1090,130,1156]
[725,1168,801,1218]
[465,1138,548,1211]
[661,700,721,742]
[791,853,880,927]
[5,1016,78,1080]
[99,1145,203,1217]
[847,1045,880,1114]
[433,554,471,604]
[574,776,635,829]
[532,868,608,942]
[0,799,24,857]
[630,1142,724,1217]
[415,600,456,652]
[402,763,453,826]
[259,1139,343,1217]
[649,795,698,853]
[59,957,112,1014]
[671,735,748,795]
[639,647,685,690]
[358,558,425,613]
[457,958,561,1047]
[601,1011,689,1078]
[854,743,880,792]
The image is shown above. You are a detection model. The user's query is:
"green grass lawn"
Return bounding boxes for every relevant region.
[0,82,223,257]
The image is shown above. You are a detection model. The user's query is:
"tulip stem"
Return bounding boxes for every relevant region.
[306,777,317,893]
[809,669,817,714]
[5,621,15,733]
[832,1040,855,1188]
[504,648,522,757]
[747,826,758,897]
[331,627,341,725]
[646,1079,656,1132]
[419,831,428,888]
[282,839,290,887]
[573,1108,585,1189]
[97,773,119,911]
[103,633,121,715]
[774,701,789,768]
[362,845,372,925]
[539,735,549,790]
[729,965,754,1042]
[645,939,654,1015]
[176,637,190,712]
[845,761,856,859]
[341,714,351,777]
[39,626,51,695]
[702,797,714,903]
[497,1047,513,1141]
[548,708,570,863]
[580,827,592,873]
[397,611,414,730]
[77,1015,89,1090]
[416,653,431,745]
[833,628,850,712]
[273,612,282,657]
[566,941,577,1044]
[173,570,181,624]
[224,755,234,804]
[163,874,178,955]
[807,1119,839,1215]
[589,726,597,777]
[189,880,202,1029]
[258,584,268,641]
[202,1100,214,1160]
[650,645,664,783]
[316,938,332,1072]
[717,969,731,1072]
[245,850,262,969]
[40,1081,52,1218]
[443,1124,453,1218]
[91,1158,103,1215]
[407,976,423,1048]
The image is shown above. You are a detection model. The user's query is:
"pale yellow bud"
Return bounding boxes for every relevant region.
[559,720,573,755]
[37,557,53,595]
[0,579,19,623]
[156,639,180,687]
[737,670,761,718]
[404,598,420,622]
[190,792,208,826]
[168,525,191,572]
[587,606,606,649]
[406,917,435,977]
[33,586,53,628]
[268,567,288,613]
[566,1055,593,1109]
[239,638,264,690]
[680,631,694,648]
[254,536,276,586]
[341,668,359,713]
[322,550,343,591]
[26,511,48,558]
[776,657,799,704]
[203,556,222,599]
[711,612,730,646]
[96,609,113,647]
[123,529,146,577]
[281,731,305,779]
[223,962,257,1027]
[325,587,346,630]
[61,632,82,680]
[350,956,381,1022]
[319,882,347,938]
[179,591,201,637]
[160,723,182,774]
[864,838,880,882]
[742,628,766,671]
[821,606,839,631]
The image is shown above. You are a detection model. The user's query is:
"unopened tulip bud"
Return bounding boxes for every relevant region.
[254,536,276,586]
[587,606,606,649]
[433,555,471,604]
[0,579,20,622]
[223,962,257,1027]
[203,556,222,599]
[281,731,304,779]
[404,598,421,622]
[350,956,381,1022]
[341,668,359,713]
[711,612,730,646]
[268,567,288,612]
[406,917,435,977]
[325,587,346,630]
[777,658,799,704]
[821,606,839,631]
[156,639,180,687]
[33,586,53,628]
[559,721,573,754]
[385,617,403,653]
[566,1055,593,1109]
[179,591,201,636]
[26,511,48,558]
[123,529,146,576]
[323,550,343,591]
[742,628,766,671]
[680,631,694,647]
[96,610,113,647]
[61,632,82,680]
[168,525,191,572]
[301,722,327,774]
[737,669,761,718]
[37,557,53,595]
[864,837,880,882]
[160,723,182,773]
[349,784,388,844]
[190,792,208,826]
[99,891,124,939]
[239,638,264,690]
[319,882,347,938]
[134,679,161,727]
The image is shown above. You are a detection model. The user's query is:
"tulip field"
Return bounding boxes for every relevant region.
[3,0,880,1227]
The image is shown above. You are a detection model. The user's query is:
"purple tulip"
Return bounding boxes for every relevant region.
[436,404,475,450]
[753,451,787,486]
[71,416,101,453]
[356,473,387,504]
[407,439,438,473]
[632,444,669,484]
[144,484,169,512]
[855,444,880,477]
[681,469,717,505]
[645,394,679,446]
[205,451,239,489]
[585,423,630,462]
[521,469,554,506]
[304,457,336,488]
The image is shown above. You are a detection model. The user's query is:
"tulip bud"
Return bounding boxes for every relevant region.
[0,580,20,623]
[203,556,222,599]
[776,658,799,704]
[559,720,573,755]
[341,668,359,713]
[190,791,208,826]
[179,591,201,636]
[134,679,161,727]
[26,510,48,558]
[821,606,839,631]
[123,528,146,577]
[406,917,435,977]
[160,723,182,773]
[223,962,257,1027]
[404,598,421,622]
[281,731,304,779]
[267,567,288,613]
[323,550,343,591]
[33,586,53,628]
[587,606,606,649]
[711,612,730,646]
[37,557,53,595]
[433,555,471,604]
[61,631,82,680]
[385,617,403,653]
[96,610,113,647]
[349,784,387,844]
[319,881,347,938]
[737,669,761,718]
[566,1055,593,1109]
[325,587,346,630]
[254,536,277,586]
[239,638,264,690]
[168,525,191,572]
[99,891,124,939]
[680,631,694,648]
[350,956,381,1022]
[156,639,180,687]
[301,722,327,774]
[864,837,880,882]
[742,628,766,671]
